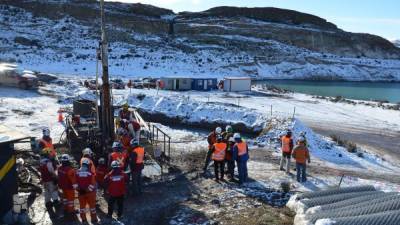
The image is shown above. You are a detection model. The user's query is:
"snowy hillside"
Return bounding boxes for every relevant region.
[393,39,400,48]
[0,1,400,81]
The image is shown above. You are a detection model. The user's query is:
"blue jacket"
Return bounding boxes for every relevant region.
[233,141,249,162]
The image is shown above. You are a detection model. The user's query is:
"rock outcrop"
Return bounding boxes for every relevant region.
[0,0,399,81]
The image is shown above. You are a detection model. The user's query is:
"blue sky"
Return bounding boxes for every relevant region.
[110,0,400,40]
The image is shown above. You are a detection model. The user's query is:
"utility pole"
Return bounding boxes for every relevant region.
[100,0,114,147]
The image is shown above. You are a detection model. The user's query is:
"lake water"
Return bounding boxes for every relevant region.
[254,80,400,103]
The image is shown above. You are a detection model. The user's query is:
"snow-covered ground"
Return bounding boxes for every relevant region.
[1,4,400,81]
[1,76,400,192]
[0,87,65,142]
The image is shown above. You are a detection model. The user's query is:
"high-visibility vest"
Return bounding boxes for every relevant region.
[281,136,292,153]
[40,139,56,157]
[212,142,227,161]
[235,142,247,156]
[111,152,126,168]
[134,147,145,164]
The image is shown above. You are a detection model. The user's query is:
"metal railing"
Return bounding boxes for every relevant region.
[148,123,171,159]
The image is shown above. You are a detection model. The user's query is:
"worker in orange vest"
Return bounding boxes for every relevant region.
[233,133,249,184]
[57,154,78,219]
[108,142,127,170]
[76,158,98,223]
[105,161,128,220]
[292,137,311,183]
[203,127,222,173]
[280,129,294,174]
[38,128,57,159]
[128,140,145,195]
[96,158,108,192]
[211,135,227,181]
[119,129,132,151]
[80,148,96,175]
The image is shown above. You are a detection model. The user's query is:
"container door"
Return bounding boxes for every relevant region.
[204,80,207,90]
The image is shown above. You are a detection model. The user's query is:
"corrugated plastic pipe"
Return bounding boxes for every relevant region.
[296,185,375,201]
[309,197,400,224]
[315,209,400,225]
[310,192,398,213]
[301,191,378,210]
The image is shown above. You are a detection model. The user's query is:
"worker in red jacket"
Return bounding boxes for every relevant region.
[105,160,128,220]
[128,119,141,144]
[39,148,60,216]
[76,158,98,223]
[95,158,108,191]
[57,154,78,218]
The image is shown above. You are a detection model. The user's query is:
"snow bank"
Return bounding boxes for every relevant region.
[125,93,267,131]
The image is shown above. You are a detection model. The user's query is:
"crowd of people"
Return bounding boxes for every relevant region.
[37,102,311,223]
[203,127,311,184]
[38,103,144,222]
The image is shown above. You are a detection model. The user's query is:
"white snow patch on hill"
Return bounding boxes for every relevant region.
[1,5,400,81]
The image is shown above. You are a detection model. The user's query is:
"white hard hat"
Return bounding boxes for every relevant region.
[60,154,70,162]
[98,158,105,164]
[298,136,306,143]
[112,141,122,150]
[233,133,241,140]
[111,160,120,169]
[42,128,50,137]
[81,158,91,166]
[82,148,93,156]
[225,125,233,132]
[215,127,222,134]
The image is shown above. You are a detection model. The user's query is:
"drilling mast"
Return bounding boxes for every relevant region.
[99,0,114,147]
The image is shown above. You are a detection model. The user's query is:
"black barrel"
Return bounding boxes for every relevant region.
[0,141,17,218]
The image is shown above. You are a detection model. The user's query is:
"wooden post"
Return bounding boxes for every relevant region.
[270,105,272,117]
[292,107,296,119]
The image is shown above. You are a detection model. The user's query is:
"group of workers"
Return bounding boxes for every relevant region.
[38,104,145,222]
[204,127,311,184]
[204,125,249,184]
[280,129,311,183]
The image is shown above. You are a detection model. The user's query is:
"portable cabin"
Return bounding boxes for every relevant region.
[160,77,192,91]
[191,78,218,91]
[0,125,30,220]
[223,77,251,92]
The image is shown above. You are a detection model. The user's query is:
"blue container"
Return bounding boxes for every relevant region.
[191,78,218,91]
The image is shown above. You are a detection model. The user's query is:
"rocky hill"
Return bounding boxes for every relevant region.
[393,40,400,48]
[0,0,400,81]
